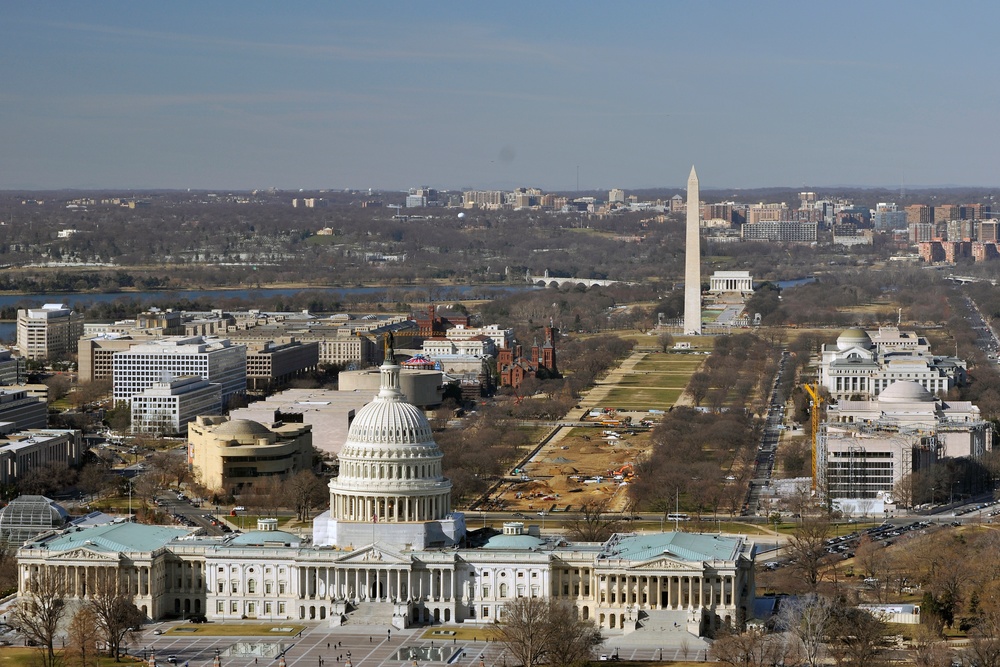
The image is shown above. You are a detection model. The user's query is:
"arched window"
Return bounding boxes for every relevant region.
[499,583,508,598]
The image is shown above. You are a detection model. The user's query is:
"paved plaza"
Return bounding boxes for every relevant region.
[133,622,710,666]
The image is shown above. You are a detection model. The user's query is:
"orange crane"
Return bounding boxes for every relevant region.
[802,383,824,493]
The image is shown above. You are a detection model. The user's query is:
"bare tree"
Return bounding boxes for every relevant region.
[687,372,711,407]
[87,573,144,661]
[12,569,68,667]
[566,498,623,542]
[785,517,832,593]
[242,476,285,518]
[78,463,107,502]
[497,597,601,667]
[132,472,165,512]
[709,625,794,667]
[777,593,834,667]
[825,605,889,667]
[286,471,327,521]
[656,332,675,352]
[43,374,72,403]
[963,579,1000,667]
[148,450,191,490]
[66,606,101,667]
[911,625,953,667]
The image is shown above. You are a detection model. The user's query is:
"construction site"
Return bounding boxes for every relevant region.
[478,348,707,514]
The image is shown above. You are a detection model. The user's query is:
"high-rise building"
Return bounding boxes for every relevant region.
[905,204,934,225]
[978,221,1000,243]
[684,167,702,335]
[934,204,960,223]
[608,188,626,204]
[16,304,84,361]
[874,203,908,231]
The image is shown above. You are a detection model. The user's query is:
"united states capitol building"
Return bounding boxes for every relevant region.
[16,357,755,636]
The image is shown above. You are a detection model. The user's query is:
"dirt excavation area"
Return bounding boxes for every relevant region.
[492,425,652,514]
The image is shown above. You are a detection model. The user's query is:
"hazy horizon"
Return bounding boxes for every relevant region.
[4,2,1000,191]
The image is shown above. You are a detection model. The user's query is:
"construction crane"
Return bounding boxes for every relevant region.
[354,327,422,364]
[802,383,824,493]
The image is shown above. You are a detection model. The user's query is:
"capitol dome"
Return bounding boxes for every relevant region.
[878,380,935,403]
[346,396,434,445]
[836,328,873,351]
[324,354,457,539]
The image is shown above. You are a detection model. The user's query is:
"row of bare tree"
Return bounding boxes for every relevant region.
[14,569,144,667]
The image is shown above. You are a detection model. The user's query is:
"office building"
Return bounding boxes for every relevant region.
[245,339,320,392]
[16,304,84,361]
[112,336,246,406]
[0,427,83,487]
[0,349,26,386]
[0,389,47,431]
[78,334,160,383]
[130,377,223,436]
[740,221,818,243]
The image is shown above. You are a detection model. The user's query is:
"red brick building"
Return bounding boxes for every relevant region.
[499,327,559,389]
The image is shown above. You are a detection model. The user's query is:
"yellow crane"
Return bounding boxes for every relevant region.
[354,327,421,363]
[802,383,824,493]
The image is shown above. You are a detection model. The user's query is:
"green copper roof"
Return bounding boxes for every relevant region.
[600,532,743,563]
[27,522,190,554]
[482,533,545,550]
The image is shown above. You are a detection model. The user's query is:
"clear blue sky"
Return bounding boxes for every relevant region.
[2,2,998,191]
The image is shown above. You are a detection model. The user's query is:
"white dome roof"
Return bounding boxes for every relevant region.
[837,328,872,351]
[879,381,935,403]
[346,363,434,445]
[348,400,434,444]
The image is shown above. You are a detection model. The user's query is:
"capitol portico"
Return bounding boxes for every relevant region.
[16,354,755,636]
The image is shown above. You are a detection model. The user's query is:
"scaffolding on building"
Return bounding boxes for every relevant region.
[816,416,988,501]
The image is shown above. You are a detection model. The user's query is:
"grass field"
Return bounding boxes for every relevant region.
[0,648,147,667]
[602,387,684,409]
[593,352,702,412]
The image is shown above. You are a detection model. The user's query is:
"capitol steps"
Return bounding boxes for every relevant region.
[636,608,695,634]
[344,601,395,626]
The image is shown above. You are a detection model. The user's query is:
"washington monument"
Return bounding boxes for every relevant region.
[684,166,702,334]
